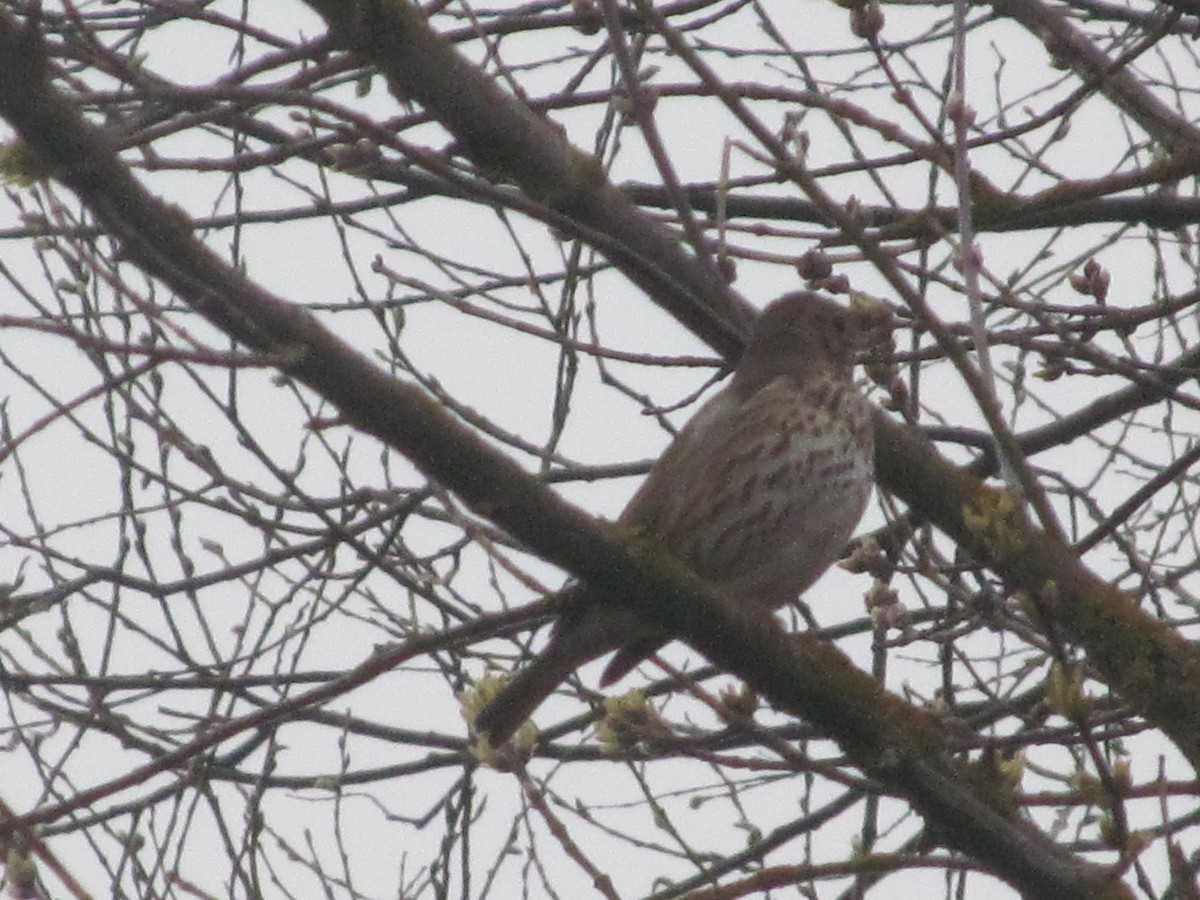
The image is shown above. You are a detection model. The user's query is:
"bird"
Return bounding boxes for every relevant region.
[474,291,876,745]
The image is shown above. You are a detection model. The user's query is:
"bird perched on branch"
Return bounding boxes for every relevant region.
[475,291,877,745]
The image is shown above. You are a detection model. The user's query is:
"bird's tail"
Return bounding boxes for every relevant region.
[474,598,632,745]
[474,637,592,746]
[598,635,663,687]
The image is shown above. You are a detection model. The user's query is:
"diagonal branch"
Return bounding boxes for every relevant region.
[0,8,1135,897]
[991,0,1200,152]
[292,0,1200,776]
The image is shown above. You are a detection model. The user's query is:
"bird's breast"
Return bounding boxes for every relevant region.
[651,376,873,605]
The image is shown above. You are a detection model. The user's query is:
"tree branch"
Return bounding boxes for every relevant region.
[0,5,1164,897]
[290,0,1200,776]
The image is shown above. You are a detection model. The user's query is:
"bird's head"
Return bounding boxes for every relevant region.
[734,291,888,389]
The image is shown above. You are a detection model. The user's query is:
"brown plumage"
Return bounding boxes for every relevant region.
[475,292,875,744]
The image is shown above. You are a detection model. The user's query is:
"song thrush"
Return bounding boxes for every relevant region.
[475,291,875,744]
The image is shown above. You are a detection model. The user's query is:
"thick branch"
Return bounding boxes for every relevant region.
[991,0,1200,151]
[0,9,1132,898]
[289,0,1200,776]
